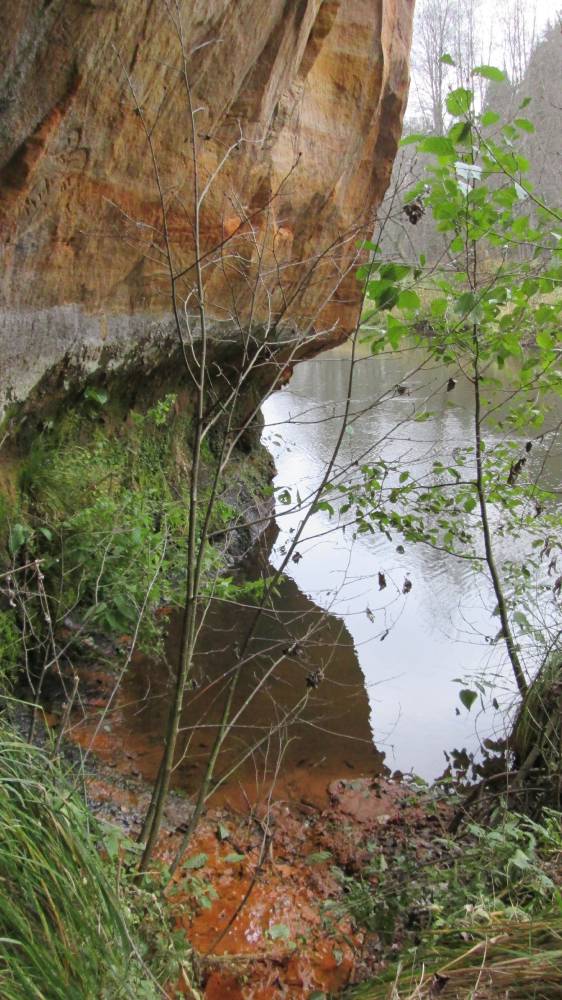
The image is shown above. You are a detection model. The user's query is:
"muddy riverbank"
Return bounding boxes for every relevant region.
[77,744,453,999]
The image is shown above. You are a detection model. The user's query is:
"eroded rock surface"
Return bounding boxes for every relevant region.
[0,0,413,410]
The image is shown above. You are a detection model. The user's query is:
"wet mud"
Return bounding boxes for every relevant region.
[80,757,451,999]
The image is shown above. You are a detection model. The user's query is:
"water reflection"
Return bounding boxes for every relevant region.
[71,557,381,804]
[262,344,561,778]
[70,344,559,793]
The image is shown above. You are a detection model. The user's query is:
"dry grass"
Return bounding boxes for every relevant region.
[349,913,562,999]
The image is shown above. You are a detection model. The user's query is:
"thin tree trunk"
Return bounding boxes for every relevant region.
[472,331,528,699]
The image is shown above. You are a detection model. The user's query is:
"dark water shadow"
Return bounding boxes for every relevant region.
[68,534,383,806]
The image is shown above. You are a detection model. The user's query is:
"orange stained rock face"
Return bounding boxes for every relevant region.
[1,0,414,410]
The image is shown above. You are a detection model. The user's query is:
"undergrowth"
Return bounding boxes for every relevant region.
[0,609,21,692]
[7,391,265,653]
[0,722,196,999]
[339,807,562,999]
[513,651,562,802]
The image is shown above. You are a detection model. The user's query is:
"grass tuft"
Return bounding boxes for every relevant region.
[0,724,191,999]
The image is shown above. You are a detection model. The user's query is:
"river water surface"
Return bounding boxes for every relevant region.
[261,342,561,779]
[70,343,560,801]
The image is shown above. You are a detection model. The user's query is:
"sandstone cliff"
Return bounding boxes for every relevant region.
[0,0,413,412]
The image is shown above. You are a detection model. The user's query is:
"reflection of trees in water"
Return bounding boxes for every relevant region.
[284,348,560,627]
[286,351,479,605]
[267,348,561,753]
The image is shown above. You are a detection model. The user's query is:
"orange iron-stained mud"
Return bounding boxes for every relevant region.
[76,753,451,999]
[165,815,358,998]
[45,633,450,998]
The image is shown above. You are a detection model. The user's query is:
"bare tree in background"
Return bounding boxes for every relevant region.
[385,0,547,266]
[411,0,455,134]
[410,0,541,135]
[499,0,538,86]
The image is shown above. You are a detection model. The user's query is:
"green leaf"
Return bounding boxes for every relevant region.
[224,853,245,863]
[455,291,477,315]
[509,848,530,870]
[513,611,530,631]
[378,285,400,310]
[84,386,109,406]
[267,923,291,941]
[8,523,29,556]
[459,689,478,711]
[514,117,535,134]
[306,850,332,865]
[217,823,230,841]
[472,65,506,82]
[536,331,555,350]
[379,262,411,281]
[430,297,448,317]
[440,53,455,66]
[397,289,420,310]
[400,132,424,147]
[446,88,472,116]
[419,136,456,157]
[182,853,208,870]
[312,499,335,516]
[104,827,123,862]
[480,110,500,126]
[449,121,472,145]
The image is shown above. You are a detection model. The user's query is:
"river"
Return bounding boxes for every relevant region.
[68,341,560,801]
[262,341,561,779]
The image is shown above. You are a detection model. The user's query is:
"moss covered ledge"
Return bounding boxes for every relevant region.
[0,349,275,656]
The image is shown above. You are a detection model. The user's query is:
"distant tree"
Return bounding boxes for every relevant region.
[484,19,561,206]
[514,20,562,204]
[410,0,542,135]
[384,0,554,267]
[411,0,455,134]
[411,0,493,135]
[499,0,538,86]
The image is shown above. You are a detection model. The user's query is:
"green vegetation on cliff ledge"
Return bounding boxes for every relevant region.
[5,388,271,650]
[0,610,21,692]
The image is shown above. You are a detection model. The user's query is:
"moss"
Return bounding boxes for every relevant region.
[12,395,192,647]
[2,380,273,653]
[513,652,562,779]
[0,459,20,560]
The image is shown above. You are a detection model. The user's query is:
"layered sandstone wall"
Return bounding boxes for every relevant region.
[0,0,413,412]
